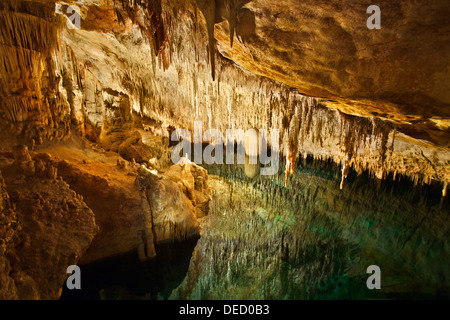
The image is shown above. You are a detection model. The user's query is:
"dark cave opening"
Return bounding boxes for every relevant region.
[60,236,199,300]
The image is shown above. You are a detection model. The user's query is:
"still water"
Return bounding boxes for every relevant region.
[62,158,449,300]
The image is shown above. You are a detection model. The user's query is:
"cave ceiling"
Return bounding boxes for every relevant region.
[9,0,449,144]
[0,0,449,184]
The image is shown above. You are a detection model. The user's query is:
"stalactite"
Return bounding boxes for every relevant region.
[283,93,323,187]
[2,0,440,188]
[0,2,67,144]
[195,0,252,80]
[196,0,216,80]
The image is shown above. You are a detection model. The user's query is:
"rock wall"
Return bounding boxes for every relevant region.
[0,147,98,299]
[0,0,71,145]
[0,140,210,299]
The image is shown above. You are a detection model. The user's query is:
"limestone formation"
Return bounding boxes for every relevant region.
[0,0,448,189]
[0,0,448,301]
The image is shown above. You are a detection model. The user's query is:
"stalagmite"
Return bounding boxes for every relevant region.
[285,150,294,187]
[340,160,350,190]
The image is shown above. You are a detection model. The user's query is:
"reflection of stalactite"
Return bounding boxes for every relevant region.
[285,149,294,187]
[284,97,299,185]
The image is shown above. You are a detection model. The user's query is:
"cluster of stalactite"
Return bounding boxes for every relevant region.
[270,91,397,190]
[272,93,447,193]
[1,0,446,194]
[115,0,170,70]
[336,111,394,189]
[0,0,70,144]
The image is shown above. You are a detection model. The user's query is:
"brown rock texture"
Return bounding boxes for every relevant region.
[163,162,211,219]
[43,139,211,264]
[0,149,98,299]
[137,161,211,245]
[213,0,450,132]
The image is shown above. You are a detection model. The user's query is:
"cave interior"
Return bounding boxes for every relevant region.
[0,0,449,300]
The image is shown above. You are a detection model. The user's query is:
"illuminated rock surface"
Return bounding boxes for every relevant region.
[0,0,449,299]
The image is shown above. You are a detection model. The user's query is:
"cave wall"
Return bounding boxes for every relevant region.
[0,170,18,299]
[0,142,210,299]
[0,0,71,146]
[0,148,99,299]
